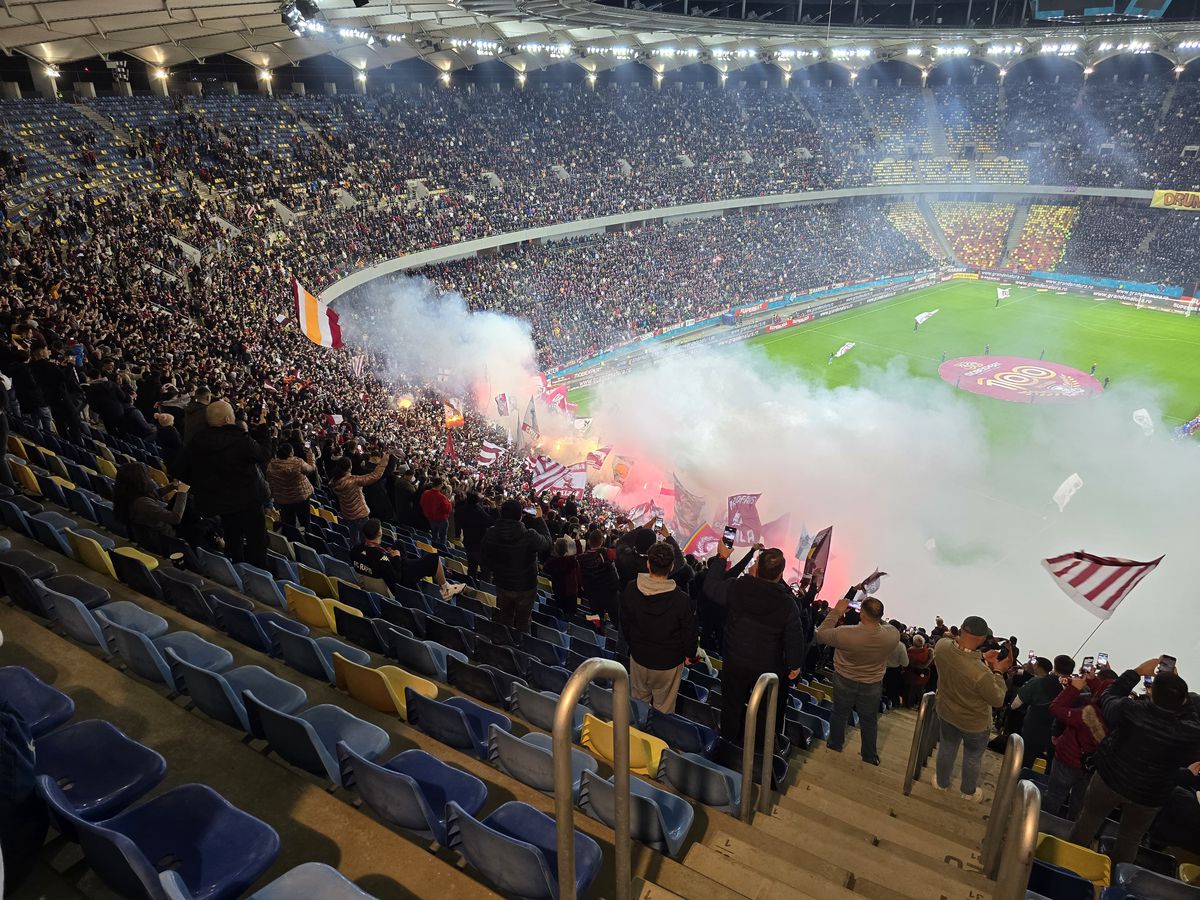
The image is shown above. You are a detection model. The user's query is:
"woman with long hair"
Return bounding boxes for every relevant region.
[112,462,188,556]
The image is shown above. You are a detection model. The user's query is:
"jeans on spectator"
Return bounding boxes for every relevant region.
[719,665,794,749]
[277,500,310,531]
[1044,761,1091,820]
[429,519,449,547]
[31,405,53,436]
[220,505,268,569]
[1069,773,1160,865]
[495,587,537,634]
[828,672,883,762]
[935,718,991,794]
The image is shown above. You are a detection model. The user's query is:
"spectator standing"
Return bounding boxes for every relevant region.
[619,542,698,714]
[173,400,269,567]
[1044,671,1115,819]
[931,617,1011,800]
[543,537,582,619]
[816,585,901,765]
[1012,655,1069,768]
[578,528,620,623]
[266,443,316,530]
[1069,663,1200,864]
[419,478,453,546]
[455,491,495,584]
[480,500,551,632]
[182,385,211,441]
[0,371,13,490]
[905,634,933,707]
[705,544,806,744]
[329,453,390,548]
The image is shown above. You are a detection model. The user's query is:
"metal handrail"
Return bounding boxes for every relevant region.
[553,659,631,900]
[903,691,937,795]
[739,672,780,821]
[993,780,1041,900]
[980,733,1025,879]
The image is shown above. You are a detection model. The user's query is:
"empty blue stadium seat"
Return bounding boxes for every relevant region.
[106,622,233,694]
[91,603,170,644]
[587,683,651,729]
[335,580,379,617]
[488,725,598,799]
[1029,859,1097,900]
[0,560,108,617]
[509,684,586,740]
[446,656,511,707]
[387,630,465,682]
[338,743,487,845]
[405,689,512,759]
[321,554,358,585]
[292,542,324,573]
[579,769,695,858]
[38,777,279,900]
[245,862,378,900]
[446,800,602,900]
[660,749,741,814]
[210,594,308,654]
[525,660,571,694]
[243,691,389,787]
[0,666,75,737]
[1098,841,1179,879]
[646,710,719,756]
[518,633,566,667]
[1108,863,1200,898]
[110,551,165,601]
[269,623,369,684]
[34,720,166,826]
[236,564,287,609]
[197,548,244,591]
[170,653,307,735]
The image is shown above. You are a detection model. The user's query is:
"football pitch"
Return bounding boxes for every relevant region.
[571,281,1200,436]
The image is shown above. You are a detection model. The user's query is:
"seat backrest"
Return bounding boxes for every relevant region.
[405,690,475,752]
[270,624,332,681]
[674,694,721,730]
[333,653,399,716]
[66,530,117,579]
[162,576,216,625]
[28,516,71,556]
[579,769,667,849]
[510,685,572,734]
[0,666,75,737]
[0,561,52,617]
[237,564,284,608]
[445,801,557,899]
[447,657,505,706]
[388,630,440,679]
[170,650,245,731]
[359,575,393,599]
[488,726,558,793]
[107,621,174,687]
[213,599,271,653]
[286,587,332,630]
[660,749,737,811]
[379,598,426,638]
[525,660,570,694]
[243,690,335,781]
[333,606,384,653]
[109,552,163,600]
[53,591,109,649]
[474,640,527,677]
[197,548,243,591]
[0,498,32,536]
[36,776,162,899]
[292,542,323,571]
[321,555,358,584]
[336,743,442,840]
[647,711,710,755]
[1114,863,1200,899]
[425,618,473,656]
[335,581,378,617]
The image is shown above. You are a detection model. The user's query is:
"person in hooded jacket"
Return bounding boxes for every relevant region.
[455,491,495,584]
[481,499,551,632]
[616,524,685,588]
[619,541,698,714]
[578,528,620,623]
[1044,669,1116,819]
[705,542,807,744]
[1069,661,1200,864]
[173,400,269,567]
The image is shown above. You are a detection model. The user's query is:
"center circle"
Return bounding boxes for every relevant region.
[938,356,1104,403]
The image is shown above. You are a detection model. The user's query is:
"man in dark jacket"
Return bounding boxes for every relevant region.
[616,524,685,588]
[579,528,620,623]
[619,542,698,714]
[480,499,551,633]
[1069,661,1200,864]
[705,543,807,744]
[182,385,211,441]
[173,400,269,567]
[455,492,495,584]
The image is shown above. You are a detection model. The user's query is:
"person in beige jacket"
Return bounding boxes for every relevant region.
[266,443,316,530]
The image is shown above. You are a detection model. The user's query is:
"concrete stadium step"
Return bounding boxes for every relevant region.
[635,878,685,899]
[687,835,857,899]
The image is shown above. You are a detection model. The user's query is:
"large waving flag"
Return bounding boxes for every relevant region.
[476,441,505,468]
[520,398,540,447]
[1041,551,1164,620]
[672,474,706,538]
[833,342,855,359]
[726,493,763,546]
[586,446,613,470]
[804,526,833,576]
[531,456,569,493]
[683,523,720,557]
[443,399,465,429]
[915,309,940,325]
[997,287,1011,300]
[292,277,343,348]
[495,393,511,417]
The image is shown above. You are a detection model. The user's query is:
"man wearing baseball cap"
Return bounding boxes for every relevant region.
[931,615,1012,800]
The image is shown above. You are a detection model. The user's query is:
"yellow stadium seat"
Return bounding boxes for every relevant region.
[94,456,117,479]
[111,546,160,571]
[1180,864,1199,885]
[332,653,437,719]
[297,564,337,599]
[313,507,338,524]
[285,586,334,630]
[1035,833,1111,889]
[1032,757,1048,774]
[580,714,669,777]
[444,558,467,577]
[414,541,437,555]
[538,575,553,590]
[147,467,169,487]
[93,443,116,464]
[6,435,27,459]
[358,575,393,599]
[66,530,117,580]
[10,461,41,496]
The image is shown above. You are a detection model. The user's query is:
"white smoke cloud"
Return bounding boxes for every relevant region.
[588,344,1200,668]
[337,277,540,408]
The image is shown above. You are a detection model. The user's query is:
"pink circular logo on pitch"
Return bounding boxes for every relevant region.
[938,356,1103,403]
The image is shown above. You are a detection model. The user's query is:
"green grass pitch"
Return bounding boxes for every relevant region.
[569,281,1200,435]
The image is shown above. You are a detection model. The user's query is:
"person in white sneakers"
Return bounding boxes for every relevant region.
[931,615,1012,800]
[351,518,465,600]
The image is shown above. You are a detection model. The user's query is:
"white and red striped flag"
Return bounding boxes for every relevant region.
[586,446,612,470]
[1041,550,1164,620]
[350,354,367,379]
[476,441,505,468]
[531,456,569,493]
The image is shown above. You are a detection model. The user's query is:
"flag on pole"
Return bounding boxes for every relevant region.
[1041,550,1164,620]
[530,456,569,493]
[1052,473,1084,512]
[541,385,570,413]
[443,431,459,462]
[495,393,511,417]
[762,513,791,549]
[476,441,505,468]
[520,398,539,446]
[350,354,366,378]
[612,456,634,485]
[1132,408,1154,436]
[671,474,706,538]
[586,446,613,470]
[443,399,465,429]
[626,501,663,527]
[726,493,763,545]
[997,287,1011,300]
[682,523,721,557]
[833,342,855,359]
[915,309,940,325]
[292,277,343,348]
[804,526,833,576]
[795,525,813,562]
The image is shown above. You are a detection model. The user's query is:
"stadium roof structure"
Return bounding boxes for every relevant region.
[1,0,1198,76]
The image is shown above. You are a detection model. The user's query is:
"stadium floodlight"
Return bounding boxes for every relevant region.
[987,43,1021,56]
[300,19,325,33]
[45,65,60,78]
[906,46,923,56]
[934,45,970,57]
[153,67,168,79]
[1041,42,1079,55]
[1178,40,1200,50]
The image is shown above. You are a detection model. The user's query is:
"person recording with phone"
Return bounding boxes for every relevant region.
[705,541,806,746]
[1069,655,1200,864]
[1044,666,1117,819]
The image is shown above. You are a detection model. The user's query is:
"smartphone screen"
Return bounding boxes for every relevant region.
[523,506,537,516]
[1158,654,1177,673]
[722,525,737,548]
[1028,651,1037,664]
[1081,656,1095,673]
[1143,675,1155,688]
[1096,652,1109,668]
[848,597,862,611]
[654,516,664,530]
